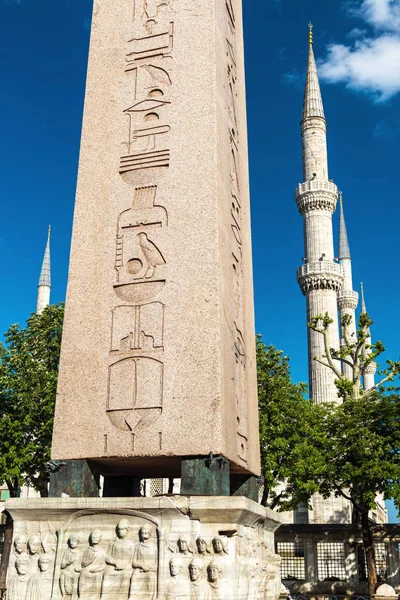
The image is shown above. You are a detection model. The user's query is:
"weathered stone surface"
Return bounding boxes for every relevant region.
[5,496,282,600]
[376,584,397,597]
[51,0,260,478]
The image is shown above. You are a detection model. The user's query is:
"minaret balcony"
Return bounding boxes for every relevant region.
[295,180,338,214]
[297,260,343,294]
[337,290,359,311]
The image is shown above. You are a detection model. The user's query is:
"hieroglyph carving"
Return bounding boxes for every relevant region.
[110,0,173,451]
[121,4,174,182]
[108,185,166,437]
[223,0,248,465]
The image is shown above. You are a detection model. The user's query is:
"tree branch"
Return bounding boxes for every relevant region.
[333,483,363,513]
[322,330,342,379]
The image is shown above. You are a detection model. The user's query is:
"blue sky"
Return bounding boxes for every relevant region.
[0,0,399,518]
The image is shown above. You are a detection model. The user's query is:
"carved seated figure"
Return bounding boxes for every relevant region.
[188,557,211,600]
[101,519,135,600]
[8,555,30,600]
[25,555,53,600]
[164,557,190,600]
[60,535,82,600]
[129,526,157,600]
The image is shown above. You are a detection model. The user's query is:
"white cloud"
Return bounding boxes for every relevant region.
[318,0,400,101]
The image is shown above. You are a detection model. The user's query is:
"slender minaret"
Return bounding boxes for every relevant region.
[36,226,51,314]
[337,193,358,381]
[360,283,377,390]
[296,24,343,404]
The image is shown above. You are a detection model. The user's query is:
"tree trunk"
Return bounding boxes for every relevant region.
[260,485,269,507]
[0,512,13,591]
[361,508,377,597]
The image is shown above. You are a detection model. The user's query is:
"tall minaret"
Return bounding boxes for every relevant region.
[36,226,51,314]
[360,283,376,390]
[337,194,358,381]
[296,24,343,404]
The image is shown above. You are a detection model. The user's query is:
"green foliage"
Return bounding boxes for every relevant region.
[309,311,400,594]
[318,391,400,513]
[257,335,328,510]
[0,304,64,497]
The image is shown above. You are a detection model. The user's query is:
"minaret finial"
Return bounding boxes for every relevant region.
[339,191,343,205]
[308,22,313,45]
[48,224,51,239]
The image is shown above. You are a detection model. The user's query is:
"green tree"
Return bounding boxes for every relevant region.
[257,335,327,510]
[0,303,64,588]
[309,312,400,596]
[0,303,64,499]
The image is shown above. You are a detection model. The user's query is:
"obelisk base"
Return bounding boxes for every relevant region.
[5,496,282,600]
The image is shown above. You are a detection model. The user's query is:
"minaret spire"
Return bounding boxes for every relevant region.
[296,26,343,404]
[338,193,351,260]
[360,282,376,390]
[302,26,325,123]
[360,281,367,313]
[337,194,358,380]
[36,226,51,314]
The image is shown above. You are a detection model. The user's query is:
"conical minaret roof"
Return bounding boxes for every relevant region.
[360,282,367,313]
[338,194,351,260]
[302,24,325,121]
[38,226,51,288]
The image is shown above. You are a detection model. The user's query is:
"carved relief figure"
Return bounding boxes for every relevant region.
[25,555,53,600]
[164,557,190,600]
[13,534,28,557]
[8,555,30,600]
[188,558,211,600]
[138,233,166,279]
[207,562,228,600]
[101,520,135,600]
[211,538,235,585]
[195,538,211,564]
[27,534,42,575]
[129,526,157,599]
[60,536,82,600]
[27,534,41,557]
[78,530,106,600]
[177,536,193,557]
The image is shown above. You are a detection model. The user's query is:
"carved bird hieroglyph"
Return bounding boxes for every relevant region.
[137,232,166,279]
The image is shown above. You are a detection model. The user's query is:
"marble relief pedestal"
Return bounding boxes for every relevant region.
[5,496,282,600]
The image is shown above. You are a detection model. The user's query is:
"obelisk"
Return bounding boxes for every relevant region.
[4,3,283,598]
[51,0,260,491]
